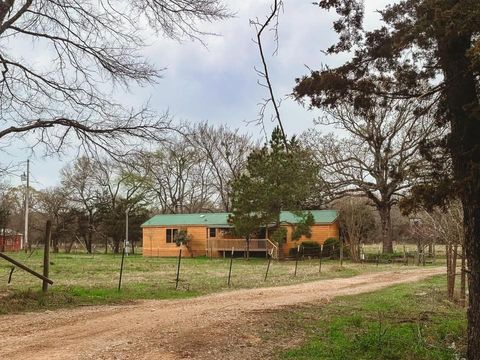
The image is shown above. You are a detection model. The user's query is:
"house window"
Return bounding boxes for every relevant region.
[166,228,178,243]
[209,228,216,238]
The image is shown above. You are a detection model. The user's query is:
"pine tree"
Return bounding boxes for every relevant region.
[229,127,318,258]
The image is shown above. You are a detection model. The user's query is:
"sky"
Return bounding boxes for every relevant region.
[3,0,391,189]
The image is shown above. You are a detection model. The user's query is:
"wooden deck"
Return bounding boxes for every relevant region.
[207,238,268,251]
[206,238,279,258]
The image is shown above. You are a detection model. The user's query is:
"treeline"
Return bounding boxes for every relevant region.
[0,123,254,253]
[0,113,462,261]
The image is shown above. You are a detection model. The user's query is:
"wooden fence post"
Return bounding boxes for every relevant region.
[264,254,271,281]
[118,243,126,292]
[227,247,234,286]
[42,220,51,293]
[319,245,323,274]
[175,249,182,290]
[340,238,344,267]
[294,245,300,277]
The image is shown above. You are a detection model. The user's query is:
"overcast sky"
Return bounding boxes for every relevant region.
[4,0,390,189]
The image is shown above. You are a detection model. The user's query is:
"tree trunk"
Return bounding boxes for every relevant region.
[446,244,451,297]
[1,228,5,252]
[113,238,120,254]
[348,235,360,262]
[378,205,393,253]
[439,33,480,359]
[417,237,422,266]
[453,245,458,297]
[464,200,480,359]
[86,231,92,253]
[461,244,466,307]
[446,244,458,300]
[65,237,75,253]
[274,217,285,260]
[52,233,59,253]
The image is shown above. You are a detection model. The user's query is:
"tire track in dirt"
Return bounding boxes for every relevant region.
[0,267,444,360]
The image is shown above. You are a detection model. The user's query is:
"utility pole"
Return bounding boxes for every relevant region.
[125,208,129,256]
[21,159,30,252]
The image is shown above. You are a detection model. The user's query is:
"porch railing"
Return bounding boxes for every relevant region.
[266,239,278,259]
[207,238,268,252]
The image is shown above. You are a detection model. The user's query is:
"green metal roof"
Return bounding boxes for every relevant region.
[279,210,338,225]
[142,210,338,227]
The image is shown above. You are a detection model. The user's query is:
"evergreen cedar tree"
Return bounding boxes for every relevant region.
[229,127,318,254]
[293,1,480,357]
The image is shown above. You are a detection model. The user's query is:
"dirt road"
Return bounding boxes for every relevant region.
[0,268,443,360]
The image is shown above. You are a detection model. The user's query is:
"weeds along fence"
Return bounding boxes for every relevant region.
[164,243,443,292]
[1,242,447,299]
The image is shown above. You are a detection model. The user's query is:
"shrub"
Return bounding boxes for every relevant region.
[174,230,191,247]
[302,241,321,250]
[363,252,405,263]
[322,237,349,259]
[288,241,320,257]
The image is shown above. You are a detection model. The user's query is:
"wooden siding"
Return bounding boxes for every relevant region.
[142,222,339,257]
[282,223,339,257]
[142,225,209,257]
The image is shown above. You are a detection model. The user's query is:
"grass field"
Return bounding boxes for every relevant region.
[277,275,466,360]
[0,250,440,314]
[363,243,451,257]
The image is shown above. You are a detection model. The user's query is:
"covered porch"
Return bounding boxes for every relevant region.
[206,238,278,258]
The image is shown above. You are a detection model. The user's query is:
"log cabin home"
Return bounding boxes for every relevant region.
[142,210,339,258]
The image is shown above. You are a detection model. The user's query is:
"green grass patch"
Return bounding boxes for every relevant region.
[281,276,466,360]
[0,251,442,315]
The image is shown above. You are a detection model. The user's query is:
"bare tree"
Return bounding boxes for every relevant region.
[37,186,71,253]
[0,1,230,165]
[303,98,441,253]
[139,139,217,213]
[335,197,376,262]
[0,182,12,250]
[187,122,254,211]
[93,156,150,253]
[61,156,99,253]
[414,201,466,304]
[0,185,25,236]
[249,0,287,147]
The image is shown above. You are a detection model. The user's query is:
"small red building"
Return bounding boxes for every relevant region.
[0,229,23,252]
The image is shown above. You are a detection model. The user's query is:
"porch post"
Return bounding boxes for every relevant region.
[206,227,210,258]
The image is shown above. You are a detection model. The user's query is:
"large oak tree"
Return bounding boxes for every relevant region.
[302,97,440,253]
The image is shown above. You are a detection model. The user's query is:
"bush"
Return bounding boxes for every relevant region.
[302,241,321,250]
[288,241,320,257]
[322,237,349,259]
[174,230,191,247]
[363,252,405,263]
